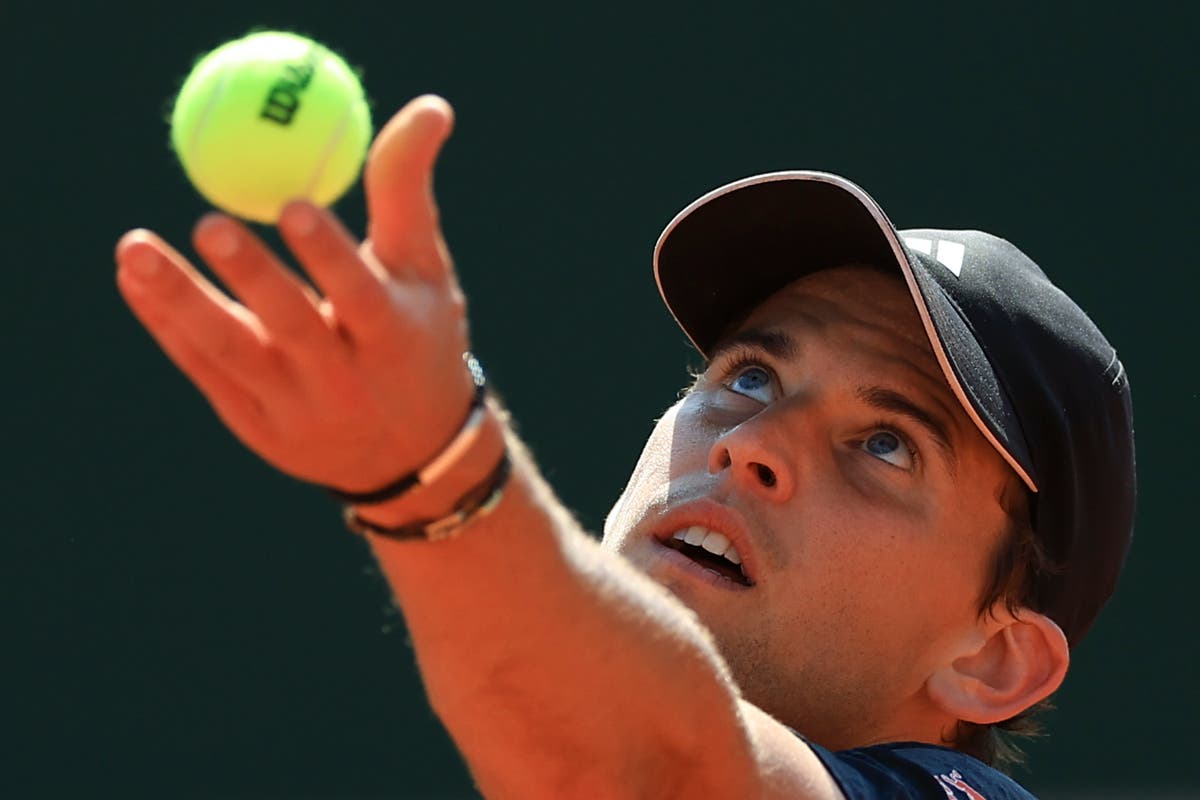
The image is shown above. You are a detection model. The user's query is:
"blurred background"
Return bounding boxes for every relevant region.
[7,1,1196,797]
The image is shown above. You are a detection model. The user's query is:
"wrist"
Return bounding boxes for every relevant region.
[328,353,487,504]
[348,397,508,531]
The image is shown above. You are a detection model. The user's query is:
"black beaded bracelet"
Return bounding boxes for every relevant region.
[326,353,488,506]
[343,451,512,541]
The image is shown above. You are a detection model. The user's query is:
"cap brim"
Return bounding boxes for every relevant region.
[653,171,1038,491]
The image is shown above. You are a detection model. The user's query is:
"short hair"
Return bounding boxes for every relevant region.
[951,476,1059,769]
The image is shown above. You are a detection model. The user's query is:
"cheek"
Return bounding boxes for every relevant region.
[603,402,695,543]
[770,482,980,643]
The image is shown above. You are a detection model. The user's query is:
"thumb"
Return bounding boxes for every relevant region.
[364,94,456,280]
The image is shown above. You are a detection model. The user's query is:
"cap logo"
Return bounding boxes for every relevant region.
[904,237,965,277]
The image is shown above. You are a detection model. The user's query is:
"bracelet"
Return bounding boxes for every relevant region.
[343,451,512,541]
[326,353,488,506]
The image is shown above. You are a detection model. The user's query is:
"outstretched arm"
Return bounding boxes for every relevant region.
[115,96,842,800]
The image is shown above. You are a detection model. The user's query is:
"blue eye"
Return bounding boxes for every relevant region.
[863,431,915,470]
[727,365,774,402]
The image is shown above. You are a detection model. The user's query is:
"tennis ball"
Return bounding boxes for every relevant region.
[170,31,372,224]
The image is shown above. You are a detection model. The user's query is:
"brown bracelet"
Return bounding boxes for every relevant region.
[326,353,487,506]
[342,451,512,542]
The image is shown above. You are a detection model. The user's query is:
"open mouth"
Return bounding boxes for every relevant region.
[662,526,752,587]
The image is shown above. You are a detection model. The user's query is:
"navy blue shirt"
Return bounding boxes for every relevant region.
[806,740,1037,799]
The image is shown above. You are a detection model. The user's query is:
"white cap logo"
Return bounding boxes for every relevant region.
[904,237,965,277]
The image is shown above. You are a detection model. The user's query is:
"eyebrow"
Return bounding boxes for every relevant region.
[856,386,958,472]
[706,329,958,471]
[707,328,799,364]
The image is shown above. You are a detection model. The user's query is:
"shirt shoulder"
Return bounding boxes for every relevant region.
[803,739,1038,800]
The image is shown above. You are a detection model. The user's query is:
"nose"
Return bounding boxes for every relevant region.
[707,413,795,502]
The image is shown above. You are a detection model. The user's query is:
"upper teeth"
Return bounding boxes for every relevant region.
[671,526,743,566]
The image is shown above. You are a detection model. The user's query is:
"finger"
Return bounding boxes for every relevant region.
[364,94,456,282]
[126,314,270,450]
[277,200,403,347]
[193,212,339,359]
[115,230,288,393]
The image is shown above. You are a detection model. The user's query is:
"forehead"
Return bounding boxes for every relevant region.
[736,265,931,357]
[727,265,958,411]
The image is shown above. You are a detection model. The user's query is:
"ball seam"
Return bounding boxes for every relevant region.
[302,100,358,203]
[186,65,232,183]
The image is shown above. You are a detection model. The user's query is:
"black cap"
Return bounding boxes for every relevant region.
[654,171,1136,646]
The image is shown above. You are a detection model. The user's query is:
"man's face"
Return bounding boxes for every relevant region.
[602,265,1014,749]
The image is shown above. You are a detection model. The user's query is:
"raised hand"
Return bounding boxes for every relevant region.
[115,95,476,495]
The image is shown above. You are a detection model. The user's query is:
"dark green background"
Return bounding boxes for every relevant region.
[8,3,1196,797]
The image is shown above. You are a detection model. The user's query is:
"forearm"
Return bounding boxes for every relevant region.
[365,423,759,798]
[116,92,837,798]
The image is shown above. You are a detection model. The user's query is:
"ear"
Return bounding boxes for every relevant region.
[926,609,1070,725]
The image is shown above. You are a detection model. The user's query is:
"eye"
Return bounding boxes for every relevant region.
[862,430,915,470]
[726,364,775,403]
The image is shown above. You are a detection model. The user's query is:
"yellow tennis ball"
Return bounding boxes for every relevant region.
[170,31,372,224]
